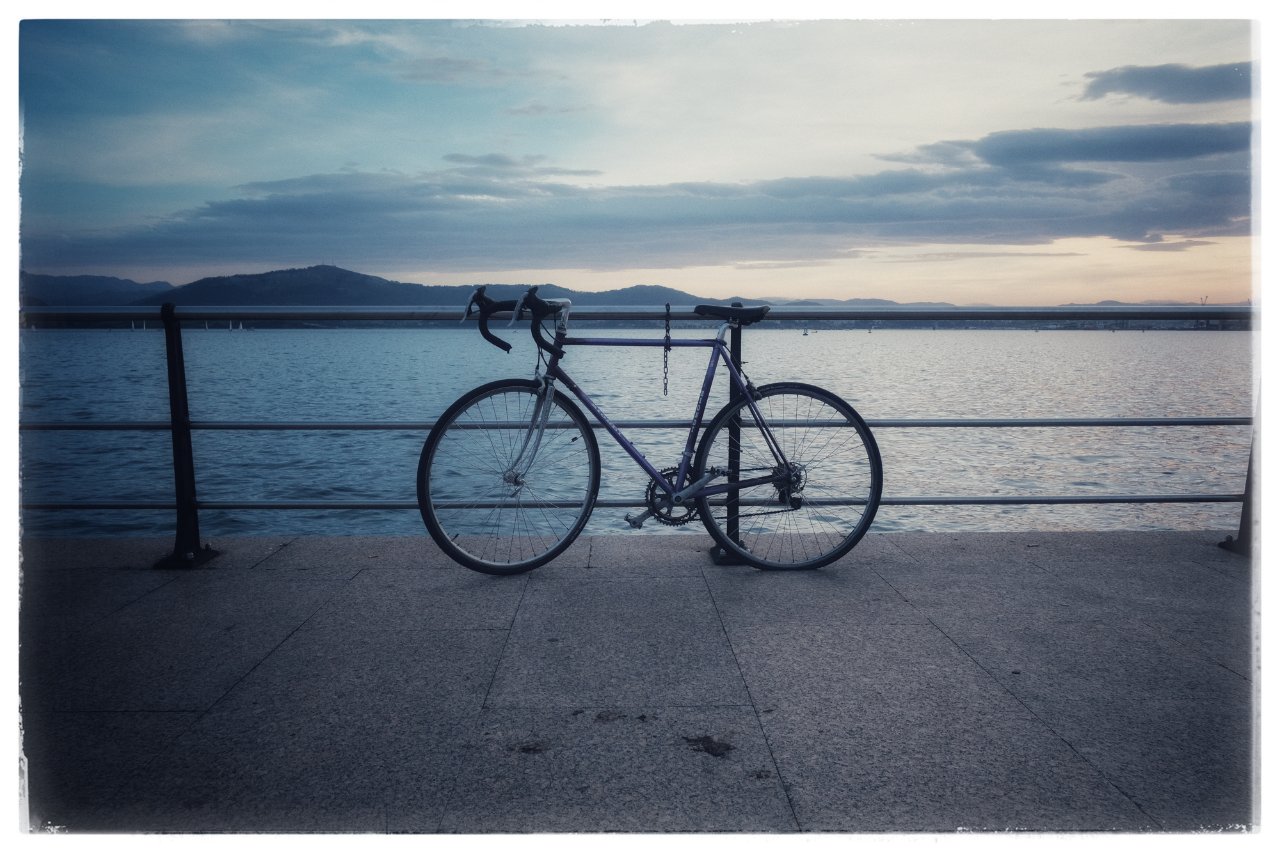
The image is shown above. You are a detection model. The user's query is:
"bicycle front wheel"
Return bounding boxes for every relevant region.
[418,379,600,574]
[694,382,882,570]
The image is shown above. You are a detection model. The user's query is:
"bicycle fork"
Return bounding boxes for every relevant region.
[503,375,556,492]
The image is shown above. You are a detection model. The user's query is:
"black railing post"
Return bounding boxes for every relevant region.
[710,304,747,565]
[1220,437,1256,556]
[155,303,217,569]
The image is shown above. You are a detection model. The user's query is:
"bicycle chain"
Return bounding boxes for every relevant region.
[663,302,671,396]
[721,467,804,519]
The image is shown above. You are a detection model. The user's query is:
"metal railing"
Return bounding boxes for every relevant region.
[18,303,1256,567]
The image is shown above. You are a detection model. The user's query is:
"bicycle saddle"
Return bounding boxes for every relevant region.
[694,304,771,325]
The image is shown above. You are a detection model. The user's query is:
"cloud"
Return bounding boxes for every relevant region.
[733,259,834,270]
[1082,62,1252,103]
[507,101,585,117]
[20,120,1253,276]
[394,55,506,84]
[1123,240,1216,252]
[967,123,1252,167]
[441,153,602,180]
[884,251,1087,264]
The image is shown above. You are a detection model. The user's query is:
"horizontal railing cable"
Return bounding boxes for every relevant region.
[19,304,1256,322]
[23,492,1246,512]
[18,416,1255,431]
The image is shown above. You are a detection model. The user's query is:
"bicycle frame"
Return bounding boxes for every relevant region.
[531,320,791,504]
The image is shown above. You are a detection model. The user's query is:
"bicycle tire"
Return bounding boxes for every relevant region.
[694,382,882,570]
[418,379,600,574]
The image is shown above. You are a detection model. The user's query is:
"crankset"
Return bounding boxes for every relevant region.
[624,467,699,528]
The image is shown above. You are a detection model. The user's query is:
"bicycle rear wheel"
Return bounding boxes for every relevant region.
[418,379,600,574]
[694,382,882,570]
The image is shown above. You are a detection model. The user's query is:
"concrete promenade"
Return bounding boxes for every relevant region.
[19,530,1255,833]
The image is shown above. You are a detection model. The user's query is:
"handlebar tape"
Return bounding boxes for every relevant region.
[472,294,518,352]
[520,289,566,357]
[468,286,564,357]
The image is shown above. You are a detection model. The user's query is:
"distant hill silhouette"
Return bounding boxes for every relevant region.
[23,264,1242,311]
[21,265,958,309]
[120,265,730,308]
[20,272,174,306]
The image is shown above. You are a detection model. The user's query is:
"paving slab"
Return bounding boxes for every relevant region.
[302,565,529,632]
[487,577,748,708]
[759,695,1154,832]
[36,574,345,711]
[17,530,1257,834]
[1019,694,1254,831]
[943,616,1252,705]
[728,622,999,706]
[19,565,180,638]
[486,624,749,709]
[702,561,925,628]
[439,705,796,832]
[20,536,175,570]
[244,533,447,573]
[65,624,509,832]
[22,710,201,832]
[1030,556,1254,675]
[889,530,1243,570]
[873,558,1135,627]
[577,532,714,576]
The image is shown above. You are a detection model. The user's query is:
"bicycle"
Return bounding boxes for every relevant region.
[417,286,883,574]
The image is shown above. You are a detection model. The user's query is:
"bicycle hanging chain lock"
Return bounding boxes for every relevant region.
[663,303,671,396]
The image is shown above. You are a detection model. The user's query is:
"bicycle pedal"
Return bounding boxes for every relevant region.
[624,509,653,529]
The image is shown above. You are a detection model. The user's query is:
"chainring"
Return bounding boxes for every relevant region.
[646,467,699,526]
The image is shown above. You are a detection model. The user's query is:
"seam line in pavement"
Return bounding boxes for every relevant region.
[699,564,802,832]
[923,612,1164,830]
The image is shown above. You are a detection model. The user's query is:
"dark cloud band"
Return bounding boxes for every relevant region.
[1083,62,1252,104]
[20,121,1253,275]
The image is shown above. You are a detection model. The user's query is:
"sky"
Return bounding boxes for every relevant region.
[15,11,1261,305]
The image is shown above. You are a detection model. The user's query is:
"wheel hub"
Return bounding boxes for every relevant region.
[776,462,806,508]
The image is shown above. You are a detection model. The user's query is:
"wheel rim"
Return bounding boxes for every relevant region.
[424,385,597,570]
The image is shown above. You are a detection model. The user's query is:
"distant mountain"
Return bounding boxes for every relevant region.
[129,265,450,306]
[18,265,966,309]
[121,265,730,308]
[20,272,174,306]
[758,295,956,308]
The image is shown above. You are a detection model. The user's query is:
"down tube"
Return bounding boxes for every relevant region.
[548,365,674,490]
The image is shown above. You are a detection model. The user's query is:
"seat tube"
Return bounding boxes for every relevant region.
[726,312,743,546]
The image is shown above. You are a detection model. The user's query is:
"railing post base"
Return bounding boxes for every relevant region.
[1218,436,1256,557]
[1217,535,1251,556]
[708,543,748,566]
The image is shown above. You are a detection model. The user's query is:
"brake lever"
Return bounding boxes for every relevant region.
[462,286,484,322]
[508,291,529,326]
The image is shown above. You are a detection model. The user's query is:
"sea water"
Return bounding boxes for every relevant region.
[17,325,1254,538]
